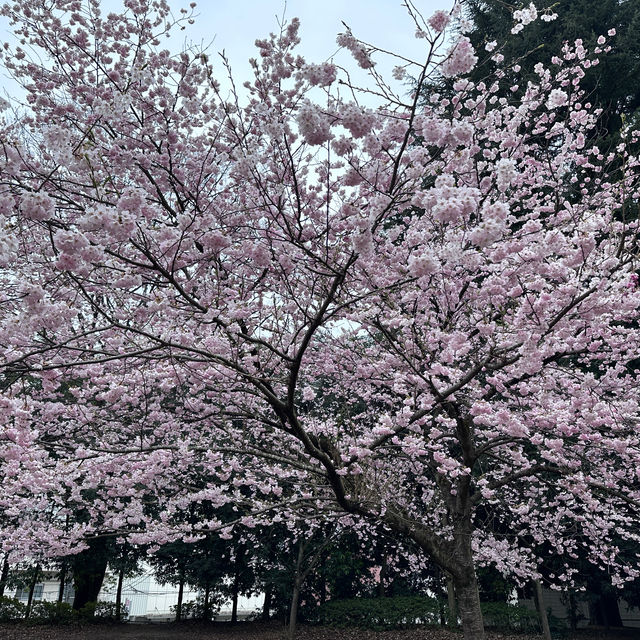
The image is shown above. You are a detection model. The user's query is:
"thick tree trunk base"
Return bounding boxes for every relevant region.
[454,572,485,640]
[446,571,458,627]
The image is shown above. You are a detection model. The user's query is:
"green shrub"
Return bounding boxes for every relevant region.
[172,596,222,621]
[305,596,443,630]
[0,596,26,622]
[0,596,127,625]
[76,600,128,623]
[480,601,541,633]
[94,600,128,621]
[29,600,75,624]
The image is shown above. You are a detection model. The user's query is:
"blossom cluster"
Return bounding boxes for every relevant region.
[336,30,375,69]
[441,36,477,77]
[427,10,450,33]
[301,61,337,87]
[511,2,538,34]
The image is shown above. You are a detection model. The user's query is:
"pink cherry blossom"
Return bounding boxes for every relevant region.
[441,36,477,77]
[0,3,638,640]
[428,10,450,33]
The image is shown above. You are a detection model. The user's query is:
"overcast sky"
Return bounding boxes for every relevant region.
[187,0,450,63]
[186,0,452,100]
[0,0,453,104]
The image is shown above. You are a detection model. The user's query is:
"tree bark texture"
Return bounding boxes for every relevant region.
[72,540,108,610]
[175,574,184,622]
[454,571,485,640]
[446,570,458,627]
[261,584,272,621]
[203,582,211,621]
[0,554,9,599]
[231,564,239,623]
[25,565,40,620]
[115,565,124,622]
[288,540,305,640]
[533,579,552,640]
[57,562,67,605]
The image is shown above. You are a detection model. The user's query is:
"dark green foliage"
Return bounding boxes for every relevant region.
[463,0,640,147]
[149,501,254,621]
[149,537,231,610]
[28,601,76,625]
[0,596,26,622]
[249,522,337,620]
[480,601,541,633]
[318,534,372,600]
[172,596,223,621]
[303,596,443,629]
[476,566,513,602]
[304,596,546,633]
[0,596,125,625]
[76,600,128,623]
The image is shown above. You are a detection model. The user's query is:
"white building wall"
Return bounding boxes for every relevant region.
[98,565,263,619]
[99,568,200,617]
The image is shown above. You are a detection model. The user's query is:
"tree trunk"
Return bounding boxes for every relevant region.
[57,560,68,618]
[25,565,40,620]
[115,565,124,622]
[598,593,622,631]
[261,584,272,621]
[533,579,552,640]
[601,592,623,628]
[454,571,485,640]
[230,563,239,623]
[567,590,578,632]
[446,571,458,627]
[589,590,623,628]
[378,554,387,598]
[0,554,9,599]
[175,574,184,622]
[57,561,67,604]
[72,540,108,610]
[288,578,302,640]
[203,582,211,621]
[319,555,327,605]
[288,540,305,640]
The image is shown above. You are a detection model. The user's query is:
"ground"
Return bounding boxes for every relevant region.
[0,624,524,640]
[0,623,637,640]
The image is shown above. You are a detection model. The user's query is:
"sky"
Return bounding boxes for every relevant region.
[184,0,452,101]
[0,0,453,104]
[184,0,450,67]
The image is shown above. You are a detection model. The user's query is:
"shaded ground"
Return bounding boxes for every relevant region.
[0,623,636,640]
[0,623,528,640]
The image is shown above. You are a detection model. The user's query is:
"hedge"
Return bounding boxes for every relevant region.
[304,595,444,630]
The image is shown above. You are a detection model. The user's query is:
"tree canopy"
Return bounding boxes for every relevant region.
[1,2,640,638]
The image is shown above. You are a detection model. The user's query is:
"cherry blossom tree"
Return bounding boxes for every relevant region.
[1,1,640,637]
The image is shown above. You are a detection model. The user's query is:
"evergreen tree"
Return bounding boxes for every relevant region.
[463,0,640,147]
